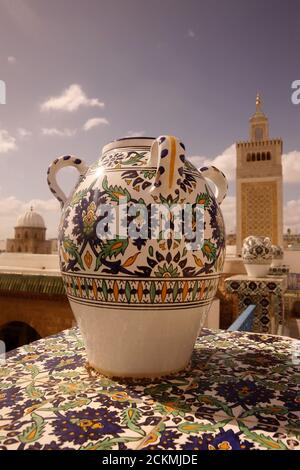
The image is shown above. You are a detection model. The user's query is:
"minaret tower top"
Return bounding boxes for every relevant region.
[249,93,269,141]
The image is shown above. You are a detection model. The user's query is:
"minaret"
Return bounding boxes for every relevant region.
[236,94,283,253]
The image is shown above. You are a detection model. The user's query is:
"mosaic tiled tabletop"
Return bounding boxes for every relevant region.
[0,327,299,450]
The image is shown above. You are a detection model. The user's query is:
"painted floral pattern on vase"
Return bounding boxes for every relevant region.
[47,136,228,377]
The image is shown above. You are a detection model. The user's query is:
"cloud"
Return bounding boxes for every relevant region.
[187,29,196,39]
[191,145,300,185]
[283,199,300,233]
[83,117,109,131]
[7,56,16,64]
[220,196,236,233]
[282,150,300,183]
[125,131,146,138]
[190,144,236,181]
[41,84,104,112]
[0,129,17,154]
[17,127,32,138]
[42,128,76,137]
[0,197,60,239]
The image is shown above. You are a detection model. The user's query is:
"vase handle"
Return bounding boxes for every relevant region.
[47,155,89,208]
[199,166,228,205]
[149,135,185,196]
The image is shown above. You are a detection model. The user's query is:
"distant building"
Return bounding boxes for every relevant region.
[6,207,52,254]
[49,238,59,253]
[283,230,300,250]
[236,94,283,253]
[226,233,237,246]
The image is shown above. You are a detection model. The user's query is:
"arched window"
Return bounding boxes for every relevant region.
[0,321,41,352]
[252,153,255,161]
[257,152,261,161]
[255,127,263,140]
[262,153,266,161]
[267,152,271,160]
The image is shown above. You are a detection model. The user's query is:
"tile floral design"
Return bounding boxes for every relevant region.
[225,276,287,333]
[0,327,299,450]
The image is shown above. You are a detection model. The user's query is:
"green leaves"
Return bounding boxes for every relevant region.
[125,281,131,302]
[63,237,84,270]
[70,189,89,208]
[150,281,156,303]
[25,384,44,400]
[121,407,145,436]
[201,239,217,261]
[197,395,234,417]
[238,421,288,450]
[95,238,129,270]
[196,192,210,208]
[70,178,98,208]
[122,151,147,167]
[178,419,231,434]
[102,176,131,202]
[240,405,289,419]
[24,364,41,379]
[58,398,91,411]
[19,413,45,443]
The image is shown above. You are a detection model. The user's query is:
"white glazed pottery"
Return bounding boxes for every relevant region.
[242,235,272,277]
[47,136,228,377]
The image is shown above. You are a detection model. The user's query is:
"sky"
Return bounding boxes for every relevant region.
[0,0,300,239]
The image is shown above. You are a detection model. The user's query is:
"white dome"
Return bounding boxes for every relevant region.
[16,208,46,228]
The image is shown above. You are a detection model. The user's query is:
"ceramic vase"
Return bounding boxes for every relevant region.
[47,136,227,377]
[242,235,272,277]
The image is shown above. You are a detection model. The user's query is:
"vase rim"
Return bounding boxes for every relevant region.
[102,137,155,154]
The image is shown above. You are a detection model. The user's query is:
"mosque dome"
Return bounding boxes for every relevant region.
[16,207,46,229]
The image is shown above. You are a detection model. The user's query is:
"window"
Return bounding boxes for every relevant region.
[255,127,263,140]
[247,153,251,162]
[25,231,28,239]
[252,153,255,161]
[262,153,266,161]
[257,153,261,161]
[267,152,271,160]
